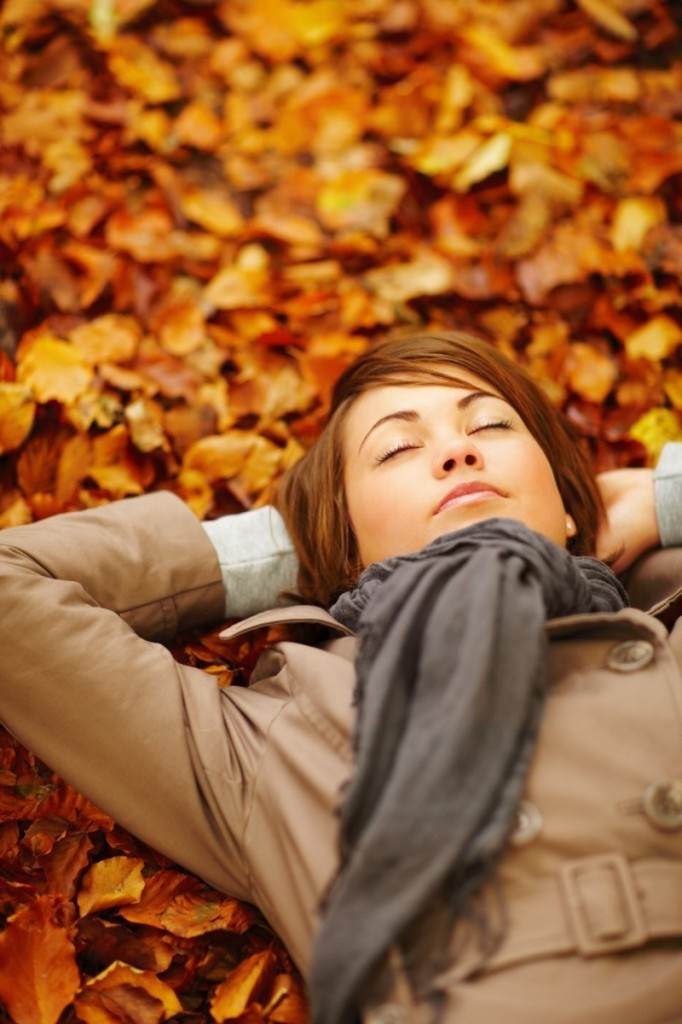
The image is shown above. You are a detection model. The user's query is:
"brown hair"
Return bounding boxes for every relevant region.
[275,331,604,606]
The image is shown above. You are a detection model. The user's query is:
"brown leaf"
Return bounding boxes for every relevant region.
[0,896,81,1024]
[74,961,182,1024]
[40,833,94,899]
[119,870,257,937]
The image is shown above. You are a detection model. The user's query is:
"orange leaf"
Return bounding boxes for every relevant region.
[316,169,405,237]
[564,342,618,403]
[56,432,93,504]
[119,869,256,937]
[210,949,277,1023]
[202,262,270,314]
[265,973,309,1024]
[624,315,682,361]
[183,432,261,482]
[178,187,244,238]
[105,208,177,263]
[0,896,80,1024]
[107,38,181,103]
[78,856,146,916]
[69,314,141,365]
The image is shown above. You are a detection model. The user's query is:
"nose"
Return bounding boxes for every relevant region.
[434,435,482,477]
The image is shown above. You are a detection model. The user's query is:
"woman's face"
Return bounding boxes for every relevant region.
[342,373,574,567]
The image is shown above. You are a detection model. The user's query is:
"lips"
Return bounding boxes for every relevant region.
[434,481,504,515]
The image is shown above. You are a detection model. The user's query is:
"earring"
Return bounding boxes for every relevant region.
[566,515,577,537]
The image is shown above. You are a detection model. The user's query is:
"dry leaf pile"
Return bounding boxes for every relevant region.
[1,0,682,1020]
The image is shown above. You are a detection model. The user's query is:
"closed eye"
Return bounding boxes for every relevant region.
[375,441,421,464]
[469,418,513,434]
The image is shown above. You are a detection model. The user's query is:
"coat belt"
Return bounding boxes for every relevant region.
[449,854,682,979]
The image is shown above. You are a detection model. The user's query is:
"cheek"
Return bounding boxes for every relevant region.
[526,456,567,543]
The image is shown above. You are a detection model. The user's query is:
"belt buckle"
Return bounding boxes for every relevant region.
[558,853,648,956]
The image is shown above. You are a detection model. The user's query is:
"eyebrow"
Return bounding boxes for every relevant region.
[358,389,501,453]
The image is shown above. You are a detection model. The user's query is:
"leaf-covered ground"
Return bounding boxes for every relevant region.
[1,0,682,1020]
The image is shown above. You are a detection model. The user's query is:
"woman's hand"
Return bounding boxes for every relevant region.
[595,468,659,573]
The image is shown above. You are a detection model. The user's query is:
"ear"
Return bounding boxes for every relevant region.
[566,514,577,538]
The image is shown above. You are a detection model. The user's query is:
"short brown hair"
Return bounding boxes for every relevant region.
[275,332,603,606]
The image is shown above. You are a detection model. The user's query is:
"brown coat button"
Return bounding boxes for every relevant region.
[642,778,682,830]
[606,639,655,672]
[509,799,543,846]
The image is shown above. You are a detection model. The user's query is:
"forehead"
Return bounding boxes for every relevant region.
[342,371,508,447]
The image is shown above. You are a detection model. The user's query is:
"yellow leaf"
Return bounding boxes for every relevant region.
[88,464,144,497]
[0,383,36,454]
[316,169,405,236]
[364,252,454,304]
[453,133,513,193]
[77,857,146,916]
[460,25,544,80]
[611,196,666,253]
[17,334,92,403]
[107,37,181,103]
[410,131,482,178]
[0,495,32,529]
[289,0,345,47]
[178,188,244,238]
[624,315,682,361]
[630,408,682,463]
[575,0,637,40]
[125,397,169,453]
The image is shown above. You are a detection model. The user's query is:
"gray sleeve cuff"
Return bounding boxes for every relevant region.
[654,443,682,547]
[202,506,298,617]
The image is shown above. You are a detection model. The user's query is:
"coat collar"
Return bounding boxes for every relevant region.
[219,603,351,640]
[622,546,682,625]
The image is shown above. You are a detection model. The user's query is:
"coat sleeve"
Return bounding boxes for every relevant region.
[0,492,254,900]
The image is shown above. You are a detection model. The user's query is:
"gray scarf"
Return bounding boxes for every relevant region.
[310,518,628,1024]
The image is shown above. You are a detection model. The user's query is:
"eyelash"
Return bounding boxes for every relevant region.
[374,419,513,464]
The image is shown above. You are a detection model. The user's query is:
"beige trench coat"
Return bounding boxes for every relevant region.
[1,493,681,1023]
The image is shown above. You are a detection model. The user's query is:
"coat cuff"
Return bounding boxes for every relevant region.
[202,506,298,618]
[655,443,682,547]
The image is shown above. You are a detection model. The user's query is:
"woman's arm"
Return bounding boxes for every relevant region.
[595,442,682,572]
[0,493,252,898]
